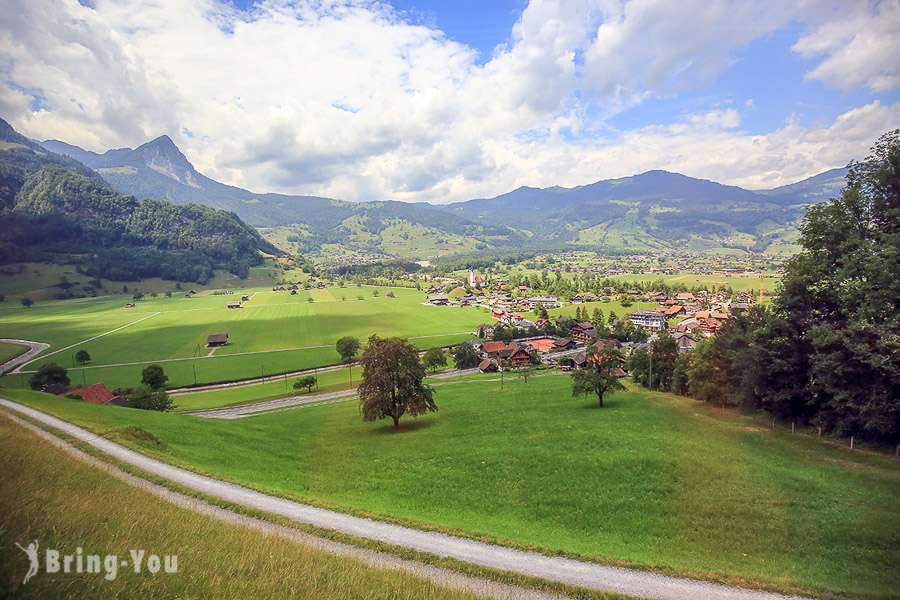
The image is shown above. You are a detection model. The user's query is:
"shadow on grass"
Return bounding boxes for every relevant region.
[579,398,622,410]
[368,417,437,435]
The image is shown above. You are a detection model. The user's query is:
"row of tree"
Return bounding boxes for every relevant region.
[626,131,900,445]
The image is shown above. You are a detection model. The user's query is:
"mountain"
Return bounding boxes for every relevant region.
[427,168,847,252]
[40,132,849,256]
[756,167,848,205]
[39,136,526,257]
[0,118,276,285]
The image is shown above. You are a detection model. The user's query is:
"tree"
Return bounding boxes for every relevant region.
[422,347,447,373]
[358,335,436,430]
[75,350,91,365]
[451,341,480,369]
[21,297,33,308]
[29,362,69,390]
[336,336,361,364]
[129,387,175,411]
[571,345,626,407]
[133,292,144,301]
[518,365,535,383]
[293,375,317,393]
[141,364,169,389]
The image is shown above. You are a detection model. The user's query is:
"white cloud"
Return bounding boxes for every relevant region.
[793,0,900,93]
[0,0,898,205]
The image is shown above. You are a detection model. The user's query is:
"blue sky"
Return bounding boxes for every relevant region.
[2,0,899,202]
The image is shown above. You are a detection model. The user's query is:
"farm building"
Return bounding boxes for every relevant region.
[207,333,229,347]
[62,383,115,404]
[226,301,242,309]
[242,295,250,301]
[478,359,498,373]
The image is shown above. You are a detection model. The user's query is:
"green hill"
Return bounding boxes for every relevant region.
[0,119,277,285]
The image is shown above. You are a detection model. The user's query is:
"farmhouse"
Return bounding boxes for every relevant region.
[629,309,667,330]
[207,333,229,347]
[427,294,450,306]
[498,345,534,368]
[478,359,498,373]
[481,341,509,357]
[242,295,250,302]
[226,301,242,309]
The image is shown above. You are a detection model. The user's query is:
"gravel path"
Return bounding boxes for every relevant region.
[0,409,567,600]
[0,399,808,600]
[0,338,50,374]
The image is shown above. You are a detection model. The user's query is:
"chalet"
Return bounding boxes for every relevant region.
[730,302,750,313]
[207,333,229,347]
[226,301,242,309]
[675,293,695,302]
[552,338,576,351]
[291,290,297,295]
[63,383,115,404]
[571,322,597,342]
[125,303,135,308]
[481,341,509,357]
[666,305,684,317]
[593,339,623,350]
[427,294,450,306]
[629,309,667,330]
[478,359,498,373]
[498,345,534,368]
[672,332,698,353]
[242,295,250,302]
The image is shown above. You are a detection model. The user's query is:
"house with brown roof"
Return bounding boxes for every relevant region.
[478,359,498,373]
[498,345,534,368]
[207,333,228,347]
[482,341,509,356]
[571,322,597,342]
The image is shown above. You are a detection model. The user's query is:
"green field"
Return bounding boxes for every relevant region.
[5,377,898,598]
[604,272,777,294]
[0,414,482,600]
[0,260,287,302]
[0,285,487,390]
[0,341,30,364]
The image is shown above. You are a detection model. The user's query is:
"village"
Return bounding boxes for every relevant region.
[423,269,761,377]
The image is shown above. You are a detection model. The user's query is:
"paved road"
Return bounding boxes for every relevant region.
[0,399,807,600]
[182,389,360,419]
[179,369,484,419]
[0,338,50,374]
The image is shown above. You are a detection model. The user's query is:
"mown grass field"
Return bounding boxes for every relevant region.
[0,260,286,301]
[0,285,487,390]
[0,341,29,364]
[4,377,898,599]
[0,414,484,600]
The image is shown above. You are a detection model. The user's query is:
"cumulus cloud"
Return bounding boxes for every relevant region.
[793,0,900,92]
[0,0,898,204]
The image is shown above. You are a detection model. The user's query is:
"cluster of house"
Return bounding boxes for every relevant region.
[39,382,130,407]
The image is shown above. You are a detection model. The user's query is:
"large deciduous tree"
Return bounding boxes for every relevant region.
[29,362,69,390]
[422,347,447,373]
[358,335,436,430]
[571,345,626,407]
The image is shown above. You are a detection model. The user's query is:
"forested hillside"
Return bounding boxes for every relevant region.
[0,119,277,284]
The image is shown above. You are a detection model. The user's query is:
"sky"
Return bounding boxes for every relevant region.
[1,0,899,204]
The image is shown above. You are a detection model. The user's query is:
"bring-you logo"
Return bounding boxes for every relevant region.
[15,540,177,583]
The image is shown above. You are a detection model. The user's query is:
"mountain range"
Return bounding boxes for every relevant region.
[38,130,849,257]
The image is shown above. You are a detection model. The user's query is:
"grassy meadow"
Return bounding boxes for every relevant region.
[0,414,486,600]
[0,285,487,390]
[4,377,898,599]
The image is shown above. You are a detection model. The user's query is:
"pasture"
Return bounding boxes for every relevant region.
[5,377,898,599]
[0,285,487,390]
[0,414,483,600]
